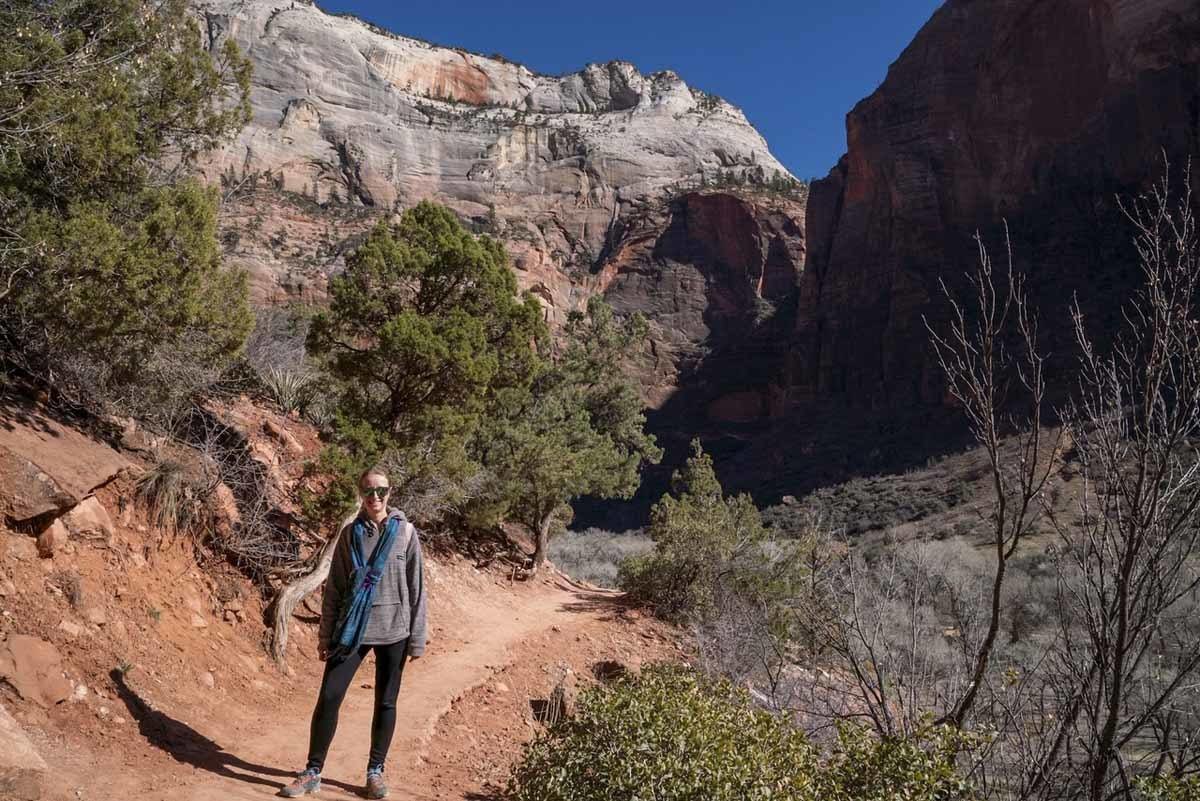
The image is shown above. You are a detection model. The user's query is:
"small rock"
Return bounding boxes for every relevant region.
[84,607,107,626]
[199,671,215,689]
[0,635,72,706]
[0,579,16,597]
[96,706,109,718]
[71,684,88,703]
[494,682,510,694]
[251,679,270,693]
[223,610,238,624]
[189,614,208,629]
[112,716,126,725]
[262,418,304,455]
[57,621,84,639]
[36,521,69,558]
[182,589,206,615]
[5,535,38,562]
[223,599,244,613]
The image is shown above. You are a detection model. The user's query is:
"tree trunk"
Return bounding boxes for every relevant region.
[269,533,339,668]
[531,512,554,572]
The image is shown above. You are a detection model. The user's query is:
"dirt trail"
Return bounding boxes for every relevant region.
[164,577,618,801]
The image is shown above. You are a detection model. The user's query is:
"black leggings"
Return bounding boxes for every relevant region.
[305,639,409,773]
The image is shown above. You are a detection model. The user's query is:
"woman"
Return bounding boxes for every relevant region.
[282,467,427,799]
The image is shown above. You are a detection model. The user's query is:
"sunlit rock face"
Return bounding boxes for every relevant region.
[193,0,796,322]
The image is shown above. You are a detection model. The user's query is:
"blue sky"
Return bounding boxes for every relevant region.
[315,0,943,180]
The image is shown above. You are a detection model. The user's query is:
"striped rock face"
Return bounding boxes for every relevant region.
[193,0,797,327]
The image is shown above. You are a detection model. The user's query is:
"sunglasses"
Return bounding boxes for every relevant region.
[361,486,390,499]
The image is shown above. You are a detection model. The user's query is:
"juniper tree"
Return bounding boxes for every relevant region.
[0,0,254,408]
[477,297,662,569]
[306,201,545,520]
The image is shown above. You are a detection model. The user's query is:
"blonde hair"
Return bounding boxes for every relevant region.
[357,465,389,489]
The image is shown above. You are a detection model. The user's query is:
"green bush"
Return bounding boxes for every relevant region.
[507,664,977,801]
[619,440,766,621]
[821,722,979,801]
[1137,777,1200,801]
[507,664,818,801]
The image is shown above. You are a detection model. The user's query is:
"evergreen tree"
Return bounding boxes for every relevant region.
[306,201,545,519]
[619,439,763,619]
[0,0,254,405]
[478,297,662,568]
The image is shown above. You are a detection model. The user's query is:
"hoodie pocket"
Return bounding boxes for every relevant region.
[365,602,410,640]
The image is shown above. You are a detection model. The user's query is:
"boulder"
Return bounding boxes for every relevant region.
[35,521,68,559]
[211,483,241,540]
[0,635,72,707]
[0,701,46,800]
[62,496,115,541]
[0,398,130,525]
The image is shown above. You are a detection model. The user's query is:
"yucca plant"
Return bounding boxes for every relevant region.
[261,366,315,414]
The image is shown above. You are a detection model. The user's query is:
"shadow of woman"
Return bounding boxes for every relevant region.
[109,669,361,796]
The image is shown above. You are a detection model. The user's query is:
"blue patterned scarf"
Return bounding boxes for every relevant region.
[329,515,400,661]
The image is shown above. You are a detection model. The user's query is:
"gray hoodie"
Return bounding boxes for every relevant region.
[318,508,428,657]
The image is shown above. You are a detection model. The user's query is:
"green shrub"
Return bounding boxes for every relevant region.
[619,440,766,621]
[820,722,979,801]
[507,664,818,801]
[1137,777,1200,801]
[507,664,978,801]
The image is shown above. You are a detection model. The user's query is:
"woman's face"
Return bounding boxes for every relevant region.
[360,475,390,515]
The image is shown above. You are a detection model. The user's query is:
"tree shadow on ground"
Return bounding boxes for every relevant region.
[109,669,362,796]
[551,576,636,622]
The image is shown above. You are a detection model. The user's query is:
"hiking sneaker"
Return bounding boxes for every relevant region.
[280,768,321,797]
[365,767,388,799]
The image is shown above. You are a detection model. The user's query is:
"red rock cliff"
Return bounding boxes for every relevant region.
[795,0,1200,412]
